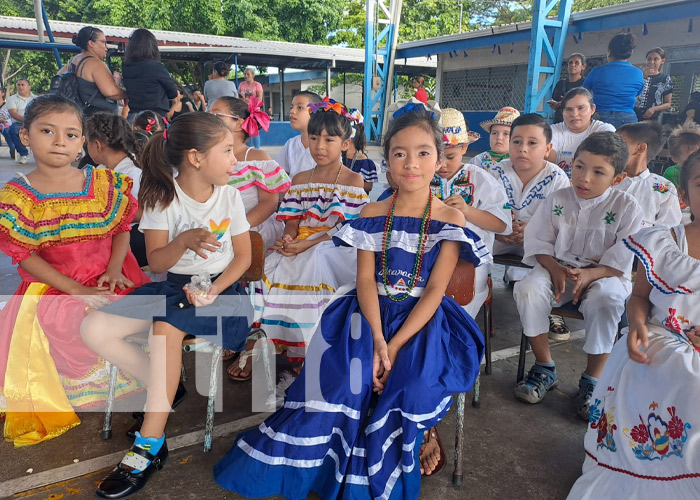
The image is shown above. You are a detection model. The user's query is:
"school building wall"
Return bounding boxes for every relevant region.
[435,17,700,154]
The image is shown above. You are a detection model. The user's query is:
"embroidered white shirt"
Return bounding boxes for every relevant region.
[523,186,643,279]
[612,169,682,228]
[430,164,511,251]
[489,159,570,223]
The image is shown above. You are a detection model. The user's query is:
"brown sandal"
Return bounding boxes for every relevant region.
[420,427,446,477]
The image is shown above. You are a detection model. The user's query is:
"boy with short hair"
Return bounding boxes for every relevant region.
[432,108,511,316]
[277,91,322,179]
[665,125,700,224]
[513,132,643,420]
[664,124,700,188]
[489,113,570,267]
[615,121,681,227]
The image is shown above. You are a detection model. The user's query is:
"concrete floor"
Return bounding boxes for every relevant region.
[0,144,591,500]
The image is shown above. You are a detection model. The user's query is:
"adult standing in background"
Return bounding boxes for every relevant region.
[122,28,178,121]
[412,76,429,104]
[6,79,36,164]
[583,33,644,129]
[59,26,125,117]
[549,53,586,124]
[635,47,673,121]
[204,61,238,110]
[238,67,264,149]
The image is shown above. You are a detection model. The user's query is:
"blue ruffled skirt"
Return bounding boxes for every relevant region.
[214,288,484,500]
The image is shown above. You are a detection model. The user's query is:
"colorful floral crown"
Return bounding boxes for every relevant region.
[308,96,362,123]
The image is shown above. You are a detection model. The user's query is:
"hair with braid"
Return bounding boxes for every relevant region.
[86,112,142,169]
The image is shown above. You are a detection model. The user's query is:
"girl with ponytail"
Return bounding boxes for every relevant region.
[82,112,253,499]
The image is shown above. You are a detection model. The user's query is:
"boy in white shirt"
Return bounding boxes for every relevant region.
[513,132,643,420]
[615,120,681,227]
[276,91,322,179]
[431,108,511,316]
[489,114,570,280]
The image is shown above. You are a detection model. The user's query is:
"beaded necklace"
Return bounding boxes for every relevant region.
[301,162,343,220]
[381,189,432,301]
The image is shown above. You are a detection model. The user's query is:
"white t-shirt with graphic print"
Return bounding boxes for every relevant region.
[139,181,250,275]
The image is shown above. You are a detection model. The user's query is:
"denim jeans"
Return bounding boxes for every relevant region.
[250,134,261,149]
[9,122,28,156]
[596,110,637,130]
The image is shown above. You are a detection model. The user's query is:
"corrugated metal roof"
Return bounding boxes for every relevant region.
[0,15,436,73]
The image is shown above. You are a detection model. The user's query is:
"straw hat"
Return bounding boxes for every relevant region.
[441,108,480,146]
[479,107,521,133]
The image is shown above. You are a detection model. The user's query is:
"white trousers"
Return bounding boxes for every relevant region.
[513,264,631,355]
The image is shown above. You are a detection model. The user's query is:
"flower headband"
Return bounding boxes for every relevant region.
[241,96,270,137]
[307,96,361,123]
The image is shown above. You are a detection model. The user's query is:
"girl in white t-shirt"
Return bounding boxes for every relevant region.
[549,88,615,178]
[86,112,148,266]
[82,113,253,500]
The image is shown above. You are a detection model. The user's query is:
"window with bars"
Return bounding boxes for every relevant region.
[441,65,528,111]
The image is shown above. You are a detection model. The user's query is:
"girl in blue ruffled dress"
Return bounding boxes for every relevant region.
[214,108,489,499]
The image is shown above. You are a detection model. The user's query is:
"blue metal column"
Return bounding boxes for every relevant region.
[524,0,573,115]
[40,3,62,67]
[363,0,402,142]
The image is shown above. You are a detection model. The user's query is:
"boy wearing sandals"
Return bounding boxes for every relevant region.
[513,132,642,420]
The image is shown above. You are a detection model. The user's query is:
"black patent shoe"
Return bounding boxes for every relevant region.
[126,383,188,439]
[95,440,168,499]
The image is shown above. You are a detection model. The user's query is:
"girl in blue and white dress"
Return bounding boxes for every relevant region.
[567,150,700,499]
[214,108,489,499]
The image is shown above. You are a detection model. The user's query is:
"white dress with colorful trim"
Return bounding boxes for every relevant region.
[612,169,682,229]
[214,216,489,500]
[567,225,700,499]
[228,149,291,250]
[430,164,511,315]
[255,182,369,360]
[467,150,509,172]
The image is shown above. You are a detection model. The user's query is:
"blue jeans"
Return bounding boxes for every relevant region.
[9,122,28,156]
[250,134,261,149]
[596,110,637,130]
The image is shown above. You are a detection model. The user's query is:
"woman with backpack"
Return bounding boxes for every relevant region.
[59,26,125,116]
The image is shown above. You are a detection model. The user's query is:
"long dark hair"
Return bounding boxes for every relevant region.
[139,113,229,210]
[124,28,161,63]
[86,113,142,168]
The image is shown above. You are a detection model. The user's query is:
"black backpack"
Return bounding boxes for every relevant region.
[49,56,97,107]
